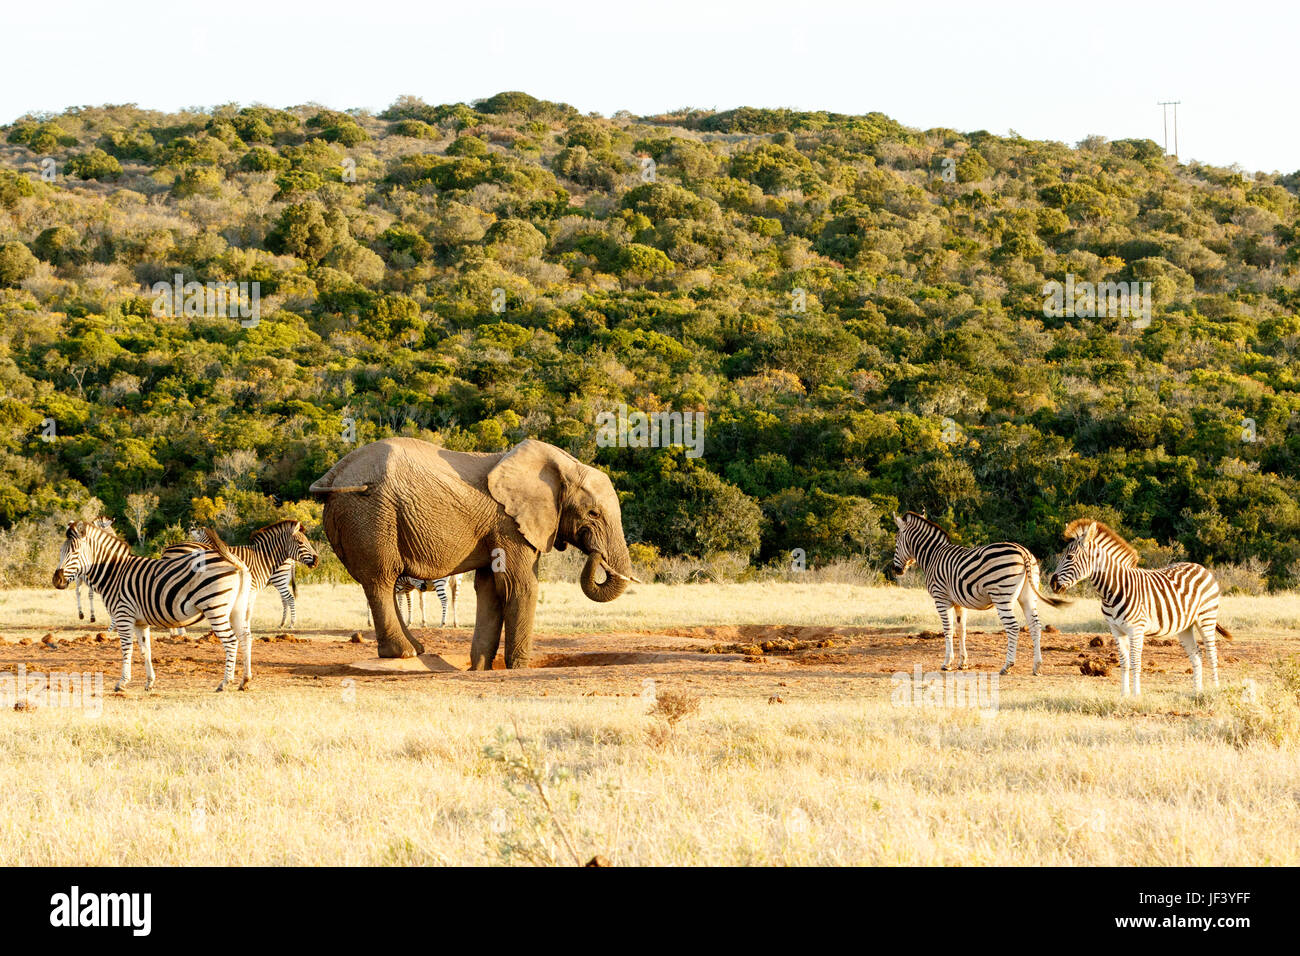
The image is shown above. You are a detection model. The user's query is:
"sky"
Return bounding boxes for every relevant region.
[3,0,1295,173]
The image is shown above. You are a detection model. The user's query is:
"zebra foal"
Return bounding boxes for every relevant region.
[892,512,1068,674]
[1048,519,1231,695]
[52,521,253,692]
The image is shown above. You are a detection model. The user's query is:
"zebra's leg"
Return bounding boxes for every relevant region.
[1106,620,1131,695]
[112,612,134,692]
[953,605,968,670]
[137,625,156,691]
[1019,587,1044,676]
[203,611,239,692]
[1176,627,1201,692]
[440,584,448,627]
[1129,627,1146,696]
[1200,619,1220,689]
[451,575,459,628]
[89,584,97,623]
[419,588,426,627]
[276,581,294,630]
[997,601,1022,675]
[76,578,84,620]
[935,602,954,671]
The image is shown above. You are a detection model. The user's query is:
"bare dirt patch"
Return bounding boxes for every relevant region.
[0,617,1282,701]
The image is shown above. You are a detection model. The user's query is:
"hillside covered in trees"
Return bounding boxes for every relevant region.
[1,92,1299,587]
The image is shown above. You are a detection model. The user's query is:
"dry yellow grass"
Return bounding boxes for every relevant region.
[2,581,1298,866]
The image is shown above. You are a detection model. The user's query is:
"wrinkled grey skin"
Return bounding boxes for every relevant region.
[311,438,633,667]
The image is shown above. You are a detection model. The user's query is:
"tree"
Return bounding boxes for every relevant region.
[0,242,37,287]
[124,491,159,544]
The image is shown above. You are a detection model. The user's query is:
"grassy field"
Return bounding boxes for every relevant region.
[2,581,1299,866]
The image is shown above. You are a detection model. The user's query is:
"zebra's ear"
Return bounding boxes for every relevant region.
[893,513,905,529]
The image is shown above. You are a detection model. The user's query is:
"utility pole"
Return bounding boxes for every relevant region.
[1158,100,1181,157]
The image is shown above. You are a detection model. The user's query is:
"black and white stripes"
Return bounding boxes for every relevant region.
[1049,519,1230,695]
[163,521,318,634]
[52,521,253,692]
[382,574,463,628]
[892,512,1067,675]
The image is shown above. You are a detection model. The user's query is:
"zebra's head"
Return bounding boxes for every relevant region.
[291,523,320,569]
[1049,520,1098,593]
[53,521,93,589]
[250,519,319,569]
[891,513,918,576]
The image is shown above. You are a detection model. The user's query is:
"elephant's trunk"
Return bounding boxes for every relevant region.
[580,542,632,603]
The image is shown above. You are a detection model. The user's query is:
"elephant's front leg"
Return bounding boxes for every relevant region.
[502,568,539,669]
[470,567,504,670]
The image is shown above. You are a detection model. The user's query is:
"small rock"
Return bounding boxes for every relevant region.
[584,855,611,867]
[768,695,785,704]
[41,633,56,645]
[1089,636,1105,648]
[14,699,35,711]
[350,633,364,643]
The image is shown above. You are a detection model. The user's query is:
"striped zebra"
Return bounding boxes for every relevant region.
[1048,519,1231,695]
[72,516,115,622]
[369,574,462,628]
[164,520,319,635]
[51,520,253,692]
[892,512,1068,674]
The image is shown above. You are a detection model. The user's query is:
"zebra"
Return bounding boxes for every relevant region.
[72,516,115,622]
[369,574,463,628]
[892,511,1068,674]
[163,520,319,636]
[1048,519,1231,696]
[51,520,253,692]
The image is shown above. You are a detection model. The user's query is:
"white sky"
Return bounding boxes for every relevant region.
[3,0,1295,172]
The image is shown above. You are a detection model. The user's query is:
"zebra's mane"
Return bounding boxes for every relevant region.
[75,520,132,549]
[250,519,300,542]
[1065,519,1139,567]
[904,512,950,540]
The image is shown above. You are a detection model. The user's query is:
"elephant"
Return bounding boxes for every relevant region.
[310,437,637,667]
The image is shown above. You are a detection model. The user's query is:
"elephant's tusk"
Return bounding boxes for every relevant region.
[601,563,643,585]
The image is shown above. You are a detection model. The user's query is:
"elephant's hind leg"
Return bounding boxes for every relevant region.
[365,578,420,658]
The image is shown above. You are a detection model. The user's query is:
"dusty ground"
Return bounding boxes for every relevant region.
[0,617,1263,701]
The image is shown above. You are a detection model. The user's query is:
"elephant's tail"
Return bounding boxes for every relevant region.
[309,479,369,496]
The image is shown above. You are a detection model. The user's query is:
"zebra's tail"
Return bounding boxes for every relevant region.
[1215,621,1234,642]
[205,527,252,604]
[291,565,298,599]
[1028,557,1072,607]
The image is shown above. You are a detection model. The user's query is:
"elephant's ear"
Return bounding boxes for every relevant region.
[487,439,568,553]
